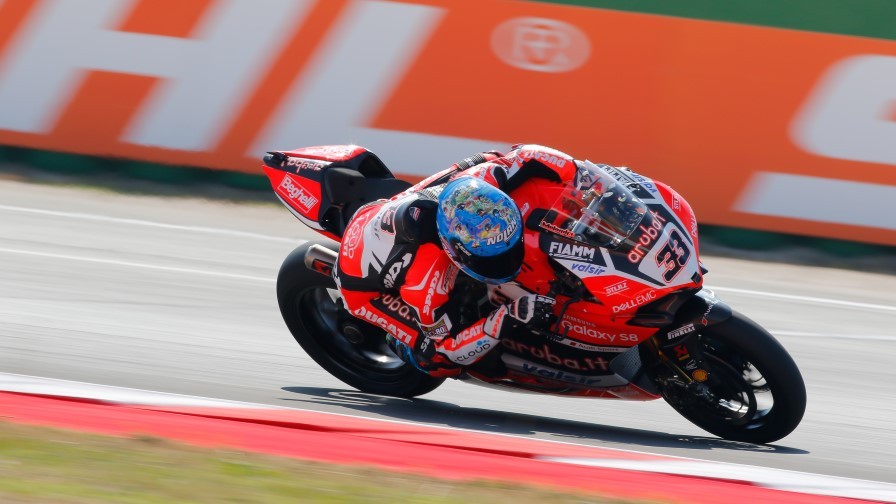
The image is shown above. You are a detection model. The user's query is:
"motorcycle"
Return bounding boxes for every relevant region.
[262,144,806,444]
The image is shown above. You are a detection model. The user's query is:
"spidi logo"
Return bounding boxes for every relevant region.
[491,18,591,73]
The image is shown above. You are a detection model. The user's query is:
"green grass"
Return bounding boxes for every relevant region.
[0,421,653,504]
[531,0,896,41]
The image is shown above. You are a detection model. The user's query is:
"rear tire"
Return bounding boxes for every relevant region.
[661,311,806,444]
[277,240,444,398]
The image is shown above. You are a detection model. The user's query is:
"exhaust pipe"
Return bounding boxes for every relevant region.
[304,244,338,276]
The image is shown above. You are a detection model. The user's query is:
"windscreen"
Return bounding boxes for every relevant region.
[538,160,648,248]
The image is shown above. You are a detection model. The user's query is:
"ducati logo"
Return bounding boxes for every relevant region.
[491,18,591,73]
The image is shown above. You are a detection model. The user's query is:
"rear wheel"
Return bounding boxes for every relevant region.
[660,311,806,444]
[277,241,444,398]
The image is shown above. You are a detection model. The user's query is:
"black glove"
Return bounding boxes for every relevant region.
[507,295,556,326]
[485,295,556,338]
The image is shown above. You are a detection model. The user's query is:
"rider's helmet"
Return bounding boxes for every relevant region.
[436,176,523,284]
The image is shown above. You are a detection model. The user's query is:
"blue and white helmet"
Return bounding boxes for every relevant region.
[436,177,524,284]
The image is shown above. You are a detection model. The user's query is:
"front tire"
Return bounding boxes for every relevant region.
[277,241,444,398]
[661,311,806,444]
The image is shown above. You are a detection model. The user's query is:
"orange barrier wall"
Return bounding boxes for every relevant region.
[1,0,895,245]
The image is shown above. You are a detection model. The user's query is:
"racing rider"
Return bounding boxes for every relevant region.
[334,145,578,377]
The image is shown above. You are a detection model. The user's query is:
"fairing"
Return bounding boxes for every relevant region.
[472,163,705,398]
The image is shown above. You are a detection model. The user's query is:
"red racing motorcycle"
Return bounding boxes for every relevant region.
[263,145,806,444]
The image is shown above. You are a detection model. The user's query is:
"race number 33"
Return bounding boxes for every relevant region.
[655,230,690,283]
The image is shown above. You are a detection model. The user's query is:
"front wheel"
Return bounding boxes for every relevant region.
[659,311,806,444]
[277,241,444,398]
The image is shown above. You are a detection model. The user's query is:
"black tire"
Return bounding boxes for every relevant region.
[276,240,444,398]
[662,311,806,444]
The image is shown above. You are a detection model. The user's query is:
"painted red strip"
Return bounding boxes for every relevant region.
[0,392,873,504]
[142,405,663,460]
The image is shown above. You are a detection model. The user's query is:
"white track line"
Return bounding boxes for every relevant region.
[2,372,894,503]
[0,247,274,283]
[543,457,896,502]
[772,331,896,342]
[4,242,892,343]
[3,204,894,313]
[0,204,296,243]
[0,372,268,408]
[707,285,896,313]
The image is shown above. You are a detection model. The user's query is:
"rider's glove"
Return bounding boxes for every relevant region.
[485,295,556,339]
[508,295,556,326]
[386,335,462,378]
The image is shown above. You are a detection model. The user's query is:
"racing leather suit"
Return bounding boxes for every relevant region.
[334,145,576,377]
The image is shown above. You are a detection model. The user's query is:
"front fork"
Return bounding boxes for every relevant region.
[649,289,732,400]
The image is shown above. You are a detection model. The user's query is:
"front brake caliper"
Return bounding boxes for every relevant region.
[656,329,713,386]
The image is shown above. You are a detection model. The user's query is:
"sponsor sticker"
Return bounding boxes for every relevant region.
[421,314,452,341]
[371,293,415,324]
[352,305,413,345]
[667,323,695,340]
[383,253,412,289]
[285,157,324,171]
[629,172,658,195]
[276,173,319,214]
[378,206,397,235]
[298,145,361,160]
[455,321,486,344]
[423,270,443,317]
[557,316,639,343]
[503,356,628,387]
[543,333,627,352]
[605,281,629,296]
[454,340,493,363]
[627,211,667,263]
[611,290,657,313]
[701,297,721,326]
[485,218,519,246]
[503,340,609,371]
[567,262,606,276]
[310,258,333,277]
[539,221,576,238]
[548,241,597,261]
[341,211,371,259]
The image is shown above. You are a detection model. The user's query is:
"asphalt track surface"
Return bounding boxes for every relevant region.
[2,178,895,485]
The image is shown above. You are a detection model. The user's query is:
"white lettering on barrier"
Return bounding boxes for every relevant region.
[490,17,591,73]
[792,55,896,167]
[735,172,896,231]
[0,0,314,151]
[250,1,501,174]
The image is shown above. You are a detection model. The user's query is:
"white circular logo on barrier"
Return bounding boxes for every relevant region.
[491,17,591,73]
